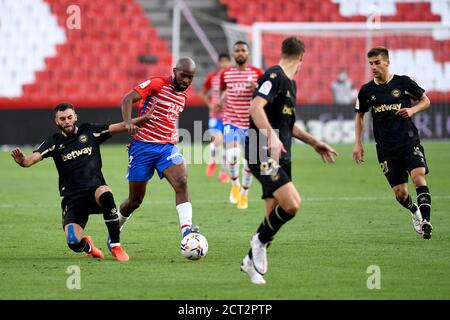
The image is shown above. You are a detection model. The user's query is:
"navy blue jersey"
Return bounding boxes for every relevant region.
[250,65,297,162]
[355,75,425,153]
[34,123,111,196]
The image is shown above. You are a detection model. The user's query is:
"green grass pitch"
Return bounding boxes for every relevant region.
[1,142,449,299]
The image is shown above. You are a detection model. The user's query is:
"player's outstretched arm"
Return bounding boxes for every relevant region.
[292,124,338,163]
[395,93,431,118]
[121,90,142,135]
[108,112,155,135]
[11,148,42,168]
[352,112,365,164]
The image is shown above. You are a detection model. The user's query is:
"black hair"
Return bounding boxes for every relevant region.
[54,102,75,115]
[233,40,249,48]
[218,53,231,60]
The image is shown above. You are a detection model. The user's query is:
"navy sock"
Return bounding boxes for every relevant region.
[416,185,431,222]
[396,194,416,213]
[99,192,120,244]
[248,206,294,259]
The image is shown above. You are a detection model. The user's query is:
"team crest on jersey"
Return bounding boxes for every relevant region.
[371,95,376,101]
[391,89,401,98]
[58,144,65,150]
[286,90,291,97]
[270,73,277,79]
[79,134,88,143]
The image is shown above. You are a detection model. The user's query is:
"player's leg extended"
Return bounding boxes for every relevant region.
[65,223,104,259]
[163,163,193,237]
[215,132,229,182]
[245,197,277,260]
[240,196,276,285]
[226,140,241,204]
[119,140,155,229]
[237,158,252,209]
[96,186,129,261]
[251,183,300,275]
[119,181,148,230]
[206,131,218,177]
[95,185,120,244]
[392,183,423,235]
[381,155,423,235]
[410,167,432,239]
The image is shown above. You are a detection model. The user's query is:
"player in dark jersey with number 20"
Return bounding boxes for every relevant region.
[11,103,152,261]
[353,47,433,240]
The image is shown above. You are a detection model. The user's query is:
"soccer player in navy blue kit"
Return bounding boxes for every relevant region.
[11,103,151,261]
[241,37,338,284]
[353,46,433,240]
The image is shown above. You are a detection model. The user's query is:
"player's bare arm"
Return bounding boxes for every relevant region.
[292,124,337,163]
[395,93,431,118]
[353,112,365,164]
[108,112,155,135]
[11,148,42,168]
[121,89,143,134]
[250,96,286,161]
[200,88,220,113]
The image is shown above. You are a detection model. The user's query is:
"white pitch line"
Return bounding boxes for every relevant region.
[0,195,449,208]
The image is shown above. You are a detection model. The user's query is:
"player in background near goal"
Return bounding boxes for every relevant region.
[241,37,337,284]
[200,53,232,183]
[220,41,264,209]
[353,46,433,240]
[11,103,151,261]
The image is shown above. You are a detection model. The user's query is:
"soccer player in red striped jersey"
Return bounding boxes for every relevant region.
[200,53,232,183]
[220,41,264,209]
[117,57,201,244]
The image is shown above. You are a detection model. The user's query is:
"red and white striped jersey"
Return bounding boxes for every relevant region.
[220,66,263,128]
[133,76,188,144]
[203,69,223,119]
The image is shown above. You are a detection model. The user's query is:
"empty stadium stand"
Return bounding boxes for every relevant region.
[220,0,450,104]
[0,0,202,108]
[0,0,449,107]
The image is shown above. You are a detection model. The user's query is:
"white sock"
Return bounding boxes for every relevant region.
[241,159,253,194]
[118,210,130,231]
[209,142,216,163]
[220,147,227,171]
[110,242,121,248]
[226,147,241,181]
[176,202,192,236]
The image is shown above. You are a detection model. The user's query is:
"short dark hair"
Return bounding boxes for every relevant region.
[281,37,305,58]
[218,53,231,61]
[367,47,389,59]
[233,40,249,48]
[54,102,75,115]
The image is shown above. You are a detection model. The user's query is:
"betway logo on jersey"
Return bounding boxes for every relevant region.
[61,147,92,162]
[372,103,401,113]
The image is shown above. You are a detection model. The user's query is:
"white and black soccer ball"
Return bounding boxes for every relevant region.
[180,233,208,260]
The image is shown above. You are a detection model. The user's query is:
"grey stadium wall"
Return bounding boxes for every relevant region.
[1,104,449,145]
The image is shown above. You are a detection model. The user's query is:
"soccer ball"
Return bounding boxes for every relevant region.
[180,233,208,260]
